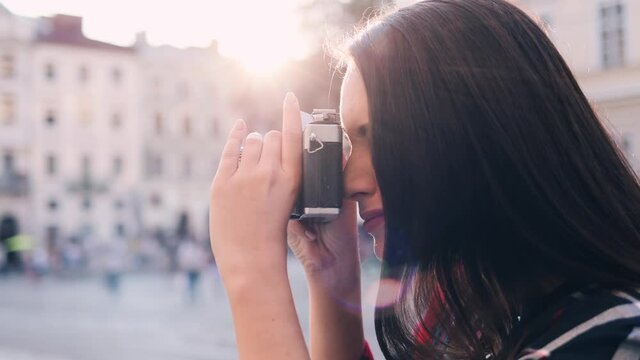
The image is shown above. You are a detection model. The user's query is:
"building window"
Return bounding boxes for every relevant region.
[79,223,93,236]
[45,63,56,81]
[81,156,92,177]
[154,156,163,176]
[212,117,220,136]
[183,156,192,178]
[45,110,56,126]
[78,65,89,83]
[183,116,191,135]
[48,199,58,211]
[150,193,162,207]
[113,156,123,176]
[114,199,124,210]
[600,1,626,69]
[111,112,122,129]
[46,154,57,176]
[112,67,122,84]
[621,133,634,157]
[115,223,126,237]
[0,94,14,124]
[2,152,15,174]
[154,113,163,135]
[1,54,14,79]
[146,154,163,177]
[45,226,59,247]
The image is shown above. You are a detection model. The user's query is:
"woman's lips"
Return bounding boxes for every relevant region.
[363,214,385,233]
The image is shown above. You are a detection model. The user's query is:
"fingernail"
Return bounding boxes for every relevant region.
[304,230,316,241]
[246,132,262,140]
[285,92,298,104]
[235,119,246,131]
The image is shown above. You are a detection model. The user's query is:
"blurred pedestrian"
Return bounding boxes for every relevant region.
[102,237,128,297]
[30,246,50,279]
[6,233,33,274]
[62,237,85,275]
[0,244,6,276]
[177,238,208,303]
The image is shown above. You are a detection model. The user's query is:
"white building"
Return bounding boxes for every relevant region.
[0,7,233,252]
[0,5,39,240]
[136,35,233,242]
[517,0,640,170]
[29,15,141,248]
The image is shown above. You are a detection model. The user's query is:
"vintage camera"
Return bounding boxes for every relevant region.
[291,109,350,223]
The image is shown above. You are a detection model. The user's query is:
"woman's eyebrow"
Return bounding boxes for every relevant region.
[341,110,371,136]
[343,123,370,139]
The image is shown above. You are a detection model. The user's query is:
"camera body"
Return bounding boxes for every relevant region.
[291,109,345,223]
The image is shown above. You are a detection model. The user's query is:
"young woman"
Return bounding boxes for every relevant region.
[209,0,640,358]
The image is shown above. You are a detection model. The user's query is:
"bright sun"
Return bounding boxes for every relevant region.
[214,1,309,75]
[224,36,304,75]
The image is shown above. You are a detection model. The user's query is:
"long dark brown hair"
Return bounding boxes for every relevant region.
[344,0,640,358]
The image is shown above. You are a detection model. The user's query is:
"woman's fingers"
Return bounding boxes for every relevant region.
[238,132,263,171]
[287,221,316,243]
[260,130,282,169]
[219,91,300,177]
[281,92,302,176]
[215,119,247,179]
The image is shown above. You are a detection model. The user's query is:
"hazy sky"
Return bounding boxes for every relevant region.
[1,0,311,72]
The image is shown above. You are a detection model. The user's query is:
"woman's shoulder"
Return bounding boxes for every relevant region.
[518,286,640,359]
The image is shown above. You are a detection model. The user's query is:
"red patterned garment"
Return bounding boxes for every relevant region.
[360,341,375,360]
[360,286,640,359]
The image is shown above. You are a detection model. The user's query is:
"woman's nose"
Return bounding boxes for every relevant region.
[343,158,377,201]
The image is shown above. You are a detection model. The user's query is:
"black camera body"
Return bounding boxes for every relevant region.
[291,109,344,223]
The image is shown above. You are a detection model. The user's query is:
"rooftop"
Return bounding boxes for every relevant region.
[36,14,134,53]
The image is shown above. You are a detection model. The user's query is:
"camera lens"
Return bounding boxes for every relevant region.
[343,132,352,161]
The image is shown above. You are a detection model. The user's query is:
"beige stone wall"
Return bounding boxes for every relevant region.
[517,0,640,171]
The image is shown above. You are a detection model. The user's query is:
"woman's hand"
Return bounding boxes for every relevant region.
[287,201,361,293]
[288,197,366,360]
[209,92,302,283]
[208,93,310,360]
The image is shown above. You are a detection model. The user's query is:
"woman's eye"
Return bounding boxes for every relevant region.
[357,124,369,138]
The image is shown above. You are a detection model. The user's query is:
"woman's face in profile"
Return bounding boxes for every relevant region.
[340,64,385,259]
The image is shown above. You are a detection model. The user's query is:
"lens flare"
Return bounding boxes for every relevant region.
[366,278,403,308]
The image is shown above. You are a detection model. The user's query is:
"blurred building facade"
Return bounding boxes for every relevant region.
[0,4,34,242]
[517,0,640,170]
[0,7,233,253]
[136,35,231,244]
[31,15,140,251]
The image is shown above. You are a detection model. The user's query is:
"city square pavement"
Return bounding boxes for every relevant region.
[0,258,384,360]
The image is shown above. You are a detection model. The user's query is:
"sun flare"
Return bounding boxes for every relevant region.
[214,1,309,75]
